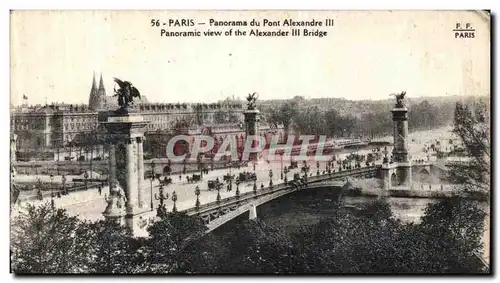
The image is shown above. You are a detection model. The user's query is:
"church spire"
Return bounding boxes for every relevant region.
[98,73,105,93]
[88,71,99,111]
[90,71,97,94]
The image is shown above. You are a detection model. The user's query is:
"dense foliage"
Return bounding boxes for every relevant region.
[263,97,459,138]
[445,100,490,192]
[11,197,487,274]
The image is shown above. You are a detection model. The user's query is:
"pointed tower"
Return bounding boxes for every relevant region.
[88,72,99,111]
[97,73,107,110]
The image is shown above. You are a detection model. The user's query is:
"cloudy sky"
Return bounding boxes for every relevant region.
[10,10,490,105]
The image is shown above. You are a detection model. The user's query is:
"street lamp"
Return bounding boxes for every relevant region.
[269,169,273,189]
[154,184,169,217]
[61,174,67,195]
[195,185,201,211]
[50,173,54,194]
[280,154,284,180]
[235,179,240,199]
[150,161,155,211]
[50,174,55,208]
[216,183,222,204]
[172,191,178,213]
[84,171,89,190]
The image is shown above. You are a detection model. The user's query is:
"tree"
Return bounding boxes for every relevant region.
[11,203,94,273]
[146,212,207,273]
[267,101,298,142]
[446,101,490,192]
[84,220,145,273]
[413,196,488,273]
[222,220,295,274]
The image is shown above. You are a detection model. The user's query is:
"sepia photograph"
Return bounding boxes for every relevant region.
[9,10,491,275]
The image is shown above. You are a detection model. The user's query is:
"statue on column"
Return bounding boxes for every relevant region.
[113,78,141,111]
[246,92,258,110]
[390,91,406,108]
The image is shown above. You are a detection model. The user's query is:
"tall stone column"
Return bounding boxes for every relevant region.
[108,144,117,189]
[136,137,145,209]
[244,109,261,163]
[102,143,125,224]
[102,112,148,236]
[125,138,138,215]
[391,94,412,188]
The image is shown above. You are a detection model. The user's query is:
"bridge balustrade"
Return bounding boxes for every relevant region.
[186,165,379,216]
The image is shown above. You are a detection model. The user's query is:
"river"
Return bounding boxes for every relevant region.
[212,186,436,236]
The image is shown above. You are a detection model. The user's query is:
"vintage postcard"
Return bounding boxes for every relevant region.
[9,10,491,274]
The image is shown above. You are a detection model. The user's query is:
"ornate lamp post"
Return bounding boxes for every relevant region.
[171,191,178,213]
[84,171,89,190]
[50,174,54,195]
[195,185,201,211]
[269,169,273,189]
[216,183,222,204]
[50,174,55,209]
[235,179,240,199]
[154,184,169,217]
[150,161,155,211]
[280,154,284,180]
[61,174,67,195]
[284,166,288,183]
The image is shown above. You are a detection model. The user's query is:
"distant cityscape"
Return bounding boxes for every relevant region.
[10,73,284,161]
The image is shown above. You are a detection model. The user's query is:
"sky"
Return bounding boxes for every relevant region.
[10,10,490,106]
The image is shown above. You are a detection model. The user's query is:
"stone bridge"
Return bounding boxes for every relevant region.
[182,166,378,233]
[132,161,468,236]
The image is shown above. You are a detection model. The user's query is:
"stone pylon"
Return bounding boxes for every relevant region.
[102,110,148,235]
[391,100,412,188]
[244,107,261,163]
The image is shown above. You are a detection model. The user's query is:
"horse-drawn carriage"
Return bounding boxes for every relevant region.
[223,174,235,182]
[301,165,310,173]
[289,161,298,170]
[237,172,257,182]
[208,180,223,191]
[187,174,202,183]
[294,173,301,181]
[160,176,172,185]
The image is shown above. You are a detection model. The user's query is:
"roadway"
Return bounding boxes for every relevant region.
[13,158,339,222]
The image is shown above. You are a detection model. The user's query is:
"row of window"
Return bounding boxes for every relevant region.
[63,122,98,131]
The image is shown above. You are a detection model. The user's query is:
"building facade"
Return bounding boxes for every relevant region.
[10,73,283,160]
